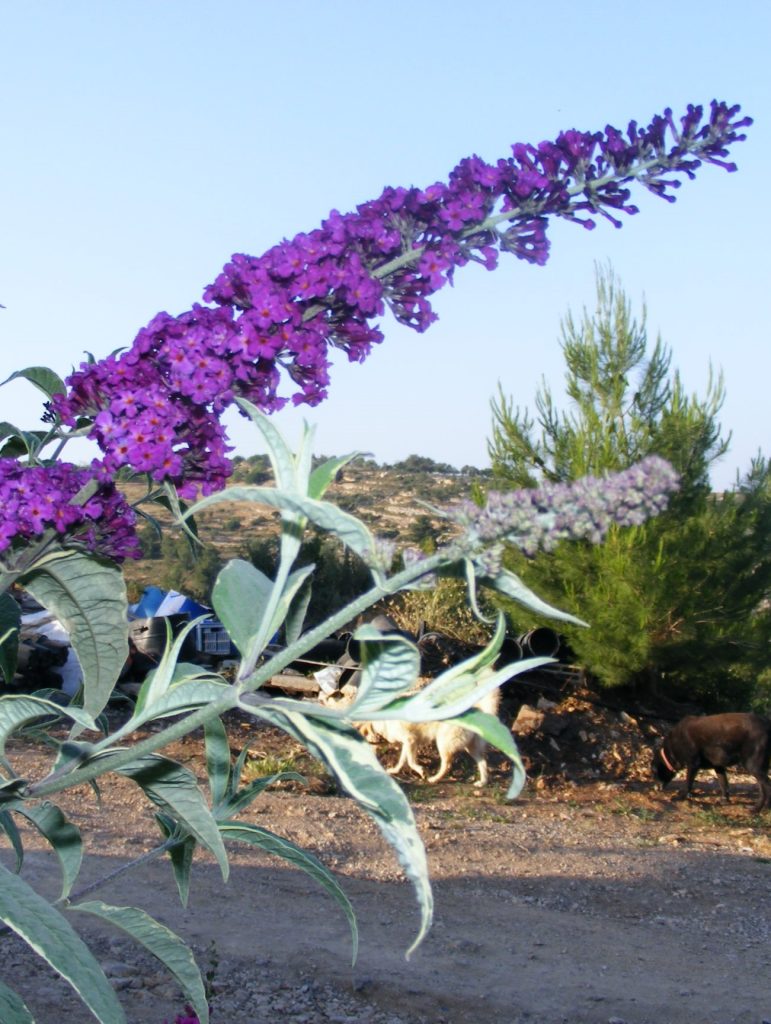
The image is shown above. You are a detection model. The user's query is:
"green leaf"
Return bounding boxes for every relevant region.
[345,626,422,718]
[211,559,272,662]
[115,755,229,882]
[12,800,82,899]
[133,669,229,726]
[189,488,377,565]
[386,656,552,723]
[132,619,211,716]
[239,696,432,956]
[273,562,315,639]
[0,695,96,761]
[441,707,527,800]
[0,779,27,804]
[159,481,202,547]
[1,366,67,400]
[0,593,21,684]
[0,420,25,442]
[0,979,34,1023]
[226,744,252,802]
[0,430,51,458]
[71,900,209,1024]
[308,452,364,499]
[282,566,314,647]
[0,809,24,873]
[218,770,306,819]
[20,552,129,719]
[0,860,126,1023]
[265,492,377,564]
[203,716,231,808]
[485,567,589,626]
[220,822,359,964]
[233,397,300,489]
[357,614,509,722]
[155,814,196,907]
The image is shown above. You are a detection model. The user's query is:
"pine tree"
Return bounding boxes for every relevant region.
[488,264,771,707]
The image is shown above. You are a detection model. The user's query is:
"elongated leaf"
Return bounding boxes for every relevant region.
[220,822,358,963]
[132,671,230,728]
[272,562,315,642]
[293,415,316,494]
[132,619,211,716]
[384,657,553,724]
[264,491,377,564]
[211,559,273,663]
[308,452,365,500]
[350,614,507,723]
[239,696,432,956]
[283,567,314,647]
[0,979,34,1023]
[167,835,196,907]
[12,800,82,899]
[346,627,422,718]
[203,716,231,808]
[0,809,24,872]
[155,814,196,907]
[234,397,300,489]
[227,744,253,802]
[20,552,129,719]
[0,695,95,760]
[441,707,527,799]
[0,779,27,804]
[0,593,21,684]
[190,487,377,564]
[115,755,229,881]
[0,420,25,441]
[485,567,589,626]
[72,901,208,1024]
[218,770,306,819]
[2,366,66,400]
[146,483,200,548]
[0,860,126,1023]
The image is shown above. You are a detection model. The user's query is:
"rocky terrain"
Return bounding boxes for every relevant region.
[3,679,770,1024]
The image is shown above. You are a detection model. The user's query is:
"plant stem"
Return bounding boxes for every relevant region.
[26,549,450,799]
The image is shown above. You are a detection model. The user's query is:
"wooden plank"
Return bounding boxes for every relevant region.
[268,673,320,695]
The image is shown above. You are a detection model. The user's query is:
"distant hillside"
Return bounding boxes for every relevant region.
[120,455,488,601]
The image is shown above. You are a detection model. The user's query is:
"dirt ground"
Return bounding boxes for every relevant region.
[2,688,770,1024]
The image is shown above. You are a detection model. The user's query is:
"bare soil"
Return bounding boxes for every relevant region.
[3,690,770,1024]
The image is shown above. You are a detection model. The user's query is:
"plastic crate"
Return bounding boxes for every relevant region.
[194,619,237,657]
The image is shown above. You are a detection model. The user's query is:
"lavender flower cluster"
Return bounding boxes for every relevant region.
[53,101,749,498]
[445,457,681,572]
[0,460,141,562]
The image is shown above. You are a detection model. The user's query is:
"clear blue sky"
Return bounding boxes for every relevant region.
[1,0,769,489]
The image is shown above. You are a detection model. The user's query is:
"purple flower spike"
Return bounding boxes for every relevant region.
[48,101,749,496]
[0,460,141,562]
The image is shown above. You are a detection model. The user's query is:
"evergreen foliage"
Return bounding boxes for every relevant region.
[488,265,771,708]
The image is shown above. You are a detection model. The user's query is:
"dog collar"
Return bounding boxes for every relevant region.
[659,745,676,773]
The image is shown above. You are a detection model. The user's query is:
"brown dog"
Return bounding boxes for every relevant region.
[653,712,771,812]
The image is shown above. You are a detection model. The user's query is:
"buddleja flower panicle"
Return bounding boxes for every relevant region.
[444,456,681,562]
[0,459,141,562]
[49,100,750,497]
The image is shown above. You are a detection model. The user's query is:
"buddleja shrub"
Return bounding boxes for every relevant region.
[0,99,749,1022]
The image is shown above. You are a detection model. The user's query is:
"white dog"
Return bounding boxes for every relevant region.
[348,687,501,787]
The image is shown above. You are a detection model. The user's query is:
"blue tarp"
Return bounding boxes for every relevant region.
[130,586,211,621]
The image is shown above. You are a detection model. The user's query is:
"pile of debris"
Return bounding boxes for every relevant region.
[506,683,670,786]
[5,586,239,696]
